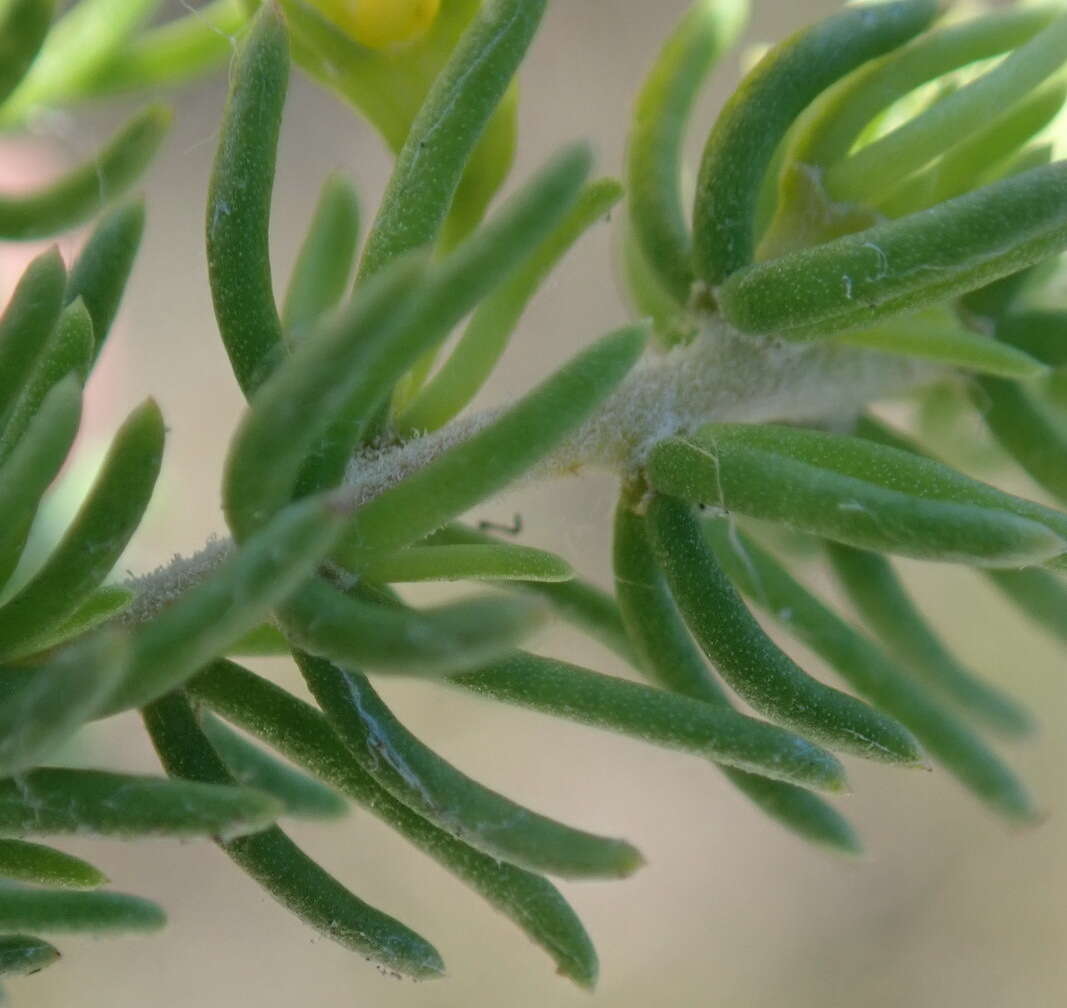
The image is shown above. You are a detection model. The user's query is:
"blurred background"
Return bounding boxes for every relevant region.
[6,0,1067,1005]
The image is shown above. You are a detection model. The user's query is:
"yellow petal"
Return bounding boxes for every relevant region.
[318,0,441,49]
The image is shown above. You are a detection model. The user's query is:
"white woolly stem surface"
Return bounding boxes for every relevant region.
[122,321,940,618]
[342,320,939,507]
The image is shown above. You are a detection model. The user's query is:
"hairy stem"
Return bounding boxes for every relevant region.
[123,320,939,617]
[342,320,937,504]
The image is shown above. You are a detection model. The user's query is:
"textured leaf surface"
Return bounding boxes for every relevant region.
[613,492,858,852]
[300,652,642,878]
[451,652,847,791]
[189,660,601,987]
[693,0,938,284]
[708,522,1035,820]
[0,839,105,889]
[145,693,444,980]
[0,107,168,240]
[647,493,921,764]
[647,424,1067,566]
[0,887,164,935]
[0,769,281,840]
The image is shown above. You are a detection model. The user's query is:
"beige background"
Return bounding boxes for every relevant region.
[8,1,1067,1005]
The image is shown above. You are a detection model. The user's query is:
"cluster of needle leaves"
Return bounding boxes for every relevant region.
[2,0,1067,997]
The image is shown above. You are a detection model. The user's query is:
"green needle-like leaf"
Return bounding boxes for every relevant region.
[360,543,573,583]
[986,566,1067,647]
[450,652,846,792]
[15,585,133,660]
[766,5,1058,249]
[0,298,93,463]
[877,82,1067,218]
[85,0,246,96]
[206,2,288,396]
[298,143,595,498]
[0,106,169,240]
[357,0,547,282]
[398,177,623,433]
[0,248,66,431]
[225,622,291,658]
[834,309,1047,379]
[144,692,444,980]
[226,252,427,539]
[0,378,81,591]
[0,0,55,108]
[199,713,347,821]
[520,579,635,661]
[768,14,1067,249]
[788,6,1056,175]
[628,0,748,303]
[613,490,859,853]
[438,83,518,251]
[0,632,126,777]
[827,11,1067,205]
[280,578,546,676]
[0,887,164,935]
[187,659,602,988]
[300,652,642,878]
[646,423,1067,567]
[854,413,1067,570]
[692,0,938,285]
[235,828,444,977]
[707,522,1035,821]
[0,0,159,122]
[65,200,145,360]
[235,827,445,976]
[973,375,1067,506]
[0,839,106,889]
[721,162,1067,339]
[826,543,1032,737]
[0,769,280,840]
[109,494,346,713]
[0,935,59,977]
[426,523,638,665]
[995,310,1067,368]
[337,322,648,564]
[0,399,163,660]
[962,259,1047,326]
[282,173,360,346]
[620,218,692,343]
[646,493,921,765]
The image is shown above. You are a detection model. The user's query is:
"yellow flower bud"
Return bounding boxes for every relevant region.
[316,0,441,49]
